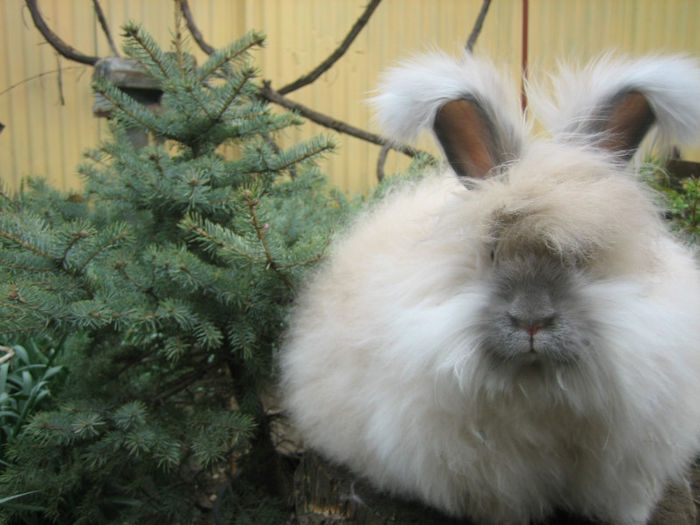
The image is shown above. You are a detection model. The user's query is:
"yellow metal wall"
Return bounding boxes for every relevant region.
[2,0,700,194]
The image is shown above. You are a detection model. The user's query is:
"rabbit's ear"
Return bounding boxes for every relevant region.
[372,52,525,180]
[597,91,655,160]
[533,54,700,160]
[433,97,502,178]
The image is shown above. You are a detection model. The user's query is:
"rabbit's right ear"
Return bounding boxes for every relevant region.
[533,54,700,159]
[372,53,525,180]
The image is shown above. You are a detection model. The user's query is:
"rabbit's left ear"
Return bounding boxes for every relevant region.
[432,97,504,179]
[534,55,700,160]
[595,91,655,160]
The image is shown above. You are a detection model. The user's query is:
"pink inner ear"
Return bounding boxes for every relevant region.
[599,91,656,158]
[434,99,498,179]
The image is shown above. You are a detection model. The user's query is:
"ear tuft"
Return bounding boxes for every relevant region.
[371,52,525,178]
[530,54,700,156]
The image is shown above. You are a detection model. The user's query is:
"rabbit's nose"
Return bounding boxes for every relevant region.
[508,312,556,333]
[507,293,556,336]
[524,324,541,336]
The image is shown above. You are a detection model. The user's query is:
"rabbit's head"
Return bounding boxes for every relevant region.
[373,52,700,374]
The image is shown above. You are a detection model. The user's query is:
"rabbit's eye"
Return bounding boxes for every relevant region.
[490,248,496,262]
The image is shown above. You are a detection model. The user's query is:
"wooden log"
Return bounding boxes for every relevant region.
[291,451,697,525]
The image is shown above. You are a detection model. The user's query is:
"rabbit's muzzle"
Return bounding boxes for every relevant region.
[477,253,594,368]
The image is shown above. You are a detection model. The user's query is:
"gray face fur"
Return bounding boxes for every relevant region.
[477,253,596,369]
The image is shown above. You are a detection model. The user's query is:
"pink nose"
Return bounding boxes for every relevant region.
[525,325,541,336]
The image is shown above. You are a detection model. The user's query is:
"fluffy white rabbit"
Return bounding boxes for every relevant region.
[279,51,700,525]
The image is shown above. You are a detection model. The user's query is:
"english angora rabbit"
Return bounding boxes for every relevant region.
[280,51,700,525]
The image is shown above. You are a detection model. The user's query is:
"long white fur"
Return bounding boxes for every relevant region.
[280,52,700,525]
[371,51,526,155]
[530,53,700,148]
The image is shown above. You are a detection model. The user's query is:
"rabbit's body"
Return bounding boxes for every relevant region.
[280,53,700,525]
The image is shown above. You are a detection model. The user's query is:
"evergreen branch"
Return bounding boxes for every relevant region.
[0,298,28,314]
[243,193,295,290]
[278,253,326,270]
[145,155,188,204]
[0,189,16,206]
[0,228,55,262]
[115,262,159,301]
[4,289,68,322]
[122,24,171,80]
[175,262,258,310]
[277,0,383,95]
[198,69,257,139]
[189,90,215,121]
[152,360,220,404]
[75,231,130,275]
[271,140,335,172]
[92,82,162,135]
[183,222,256,262]
[151,151,168,178]
[59,231,85,268]
[277,236,332,269]
[0,256,53,272]
[147,180,185,205]
[0,324,45,336]
[197,31,266,83]
[262,133,296,179]
[234,116,294,142]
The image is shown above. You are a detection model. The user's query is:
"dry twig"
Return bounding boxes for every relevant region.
[465,0,493,53]
[259,83,420,158]
[0,345,15,365]
[277,0,383,95]
[92,0,120,56]
[176,0,215,55]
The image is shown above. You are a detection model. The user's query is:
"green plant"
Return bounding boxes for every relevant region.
[0,23,351,525]
[0,340,63,445]
[642,158,700,242]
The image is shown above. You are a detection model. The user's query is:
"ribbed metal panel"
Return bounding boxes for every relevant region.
[1,0,699,193]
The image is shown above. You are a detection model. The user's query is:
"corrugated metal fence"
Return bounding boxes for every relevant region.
[2,0,700,194]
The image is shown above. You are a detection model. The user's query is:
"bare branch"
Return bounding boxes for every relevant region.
[465,0,492,53]
[0,345,14,365]
[0,66,83,97]
[278,0,382,95]
[24,0,100,65]
[55,54,65,105]
[92,0,120,56]
[376,144,390,182]
[259,82,421,159]
[176,0,215,55]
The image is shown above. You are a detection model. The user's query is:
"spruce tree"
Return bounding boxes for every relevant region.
[0,23,351,524]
